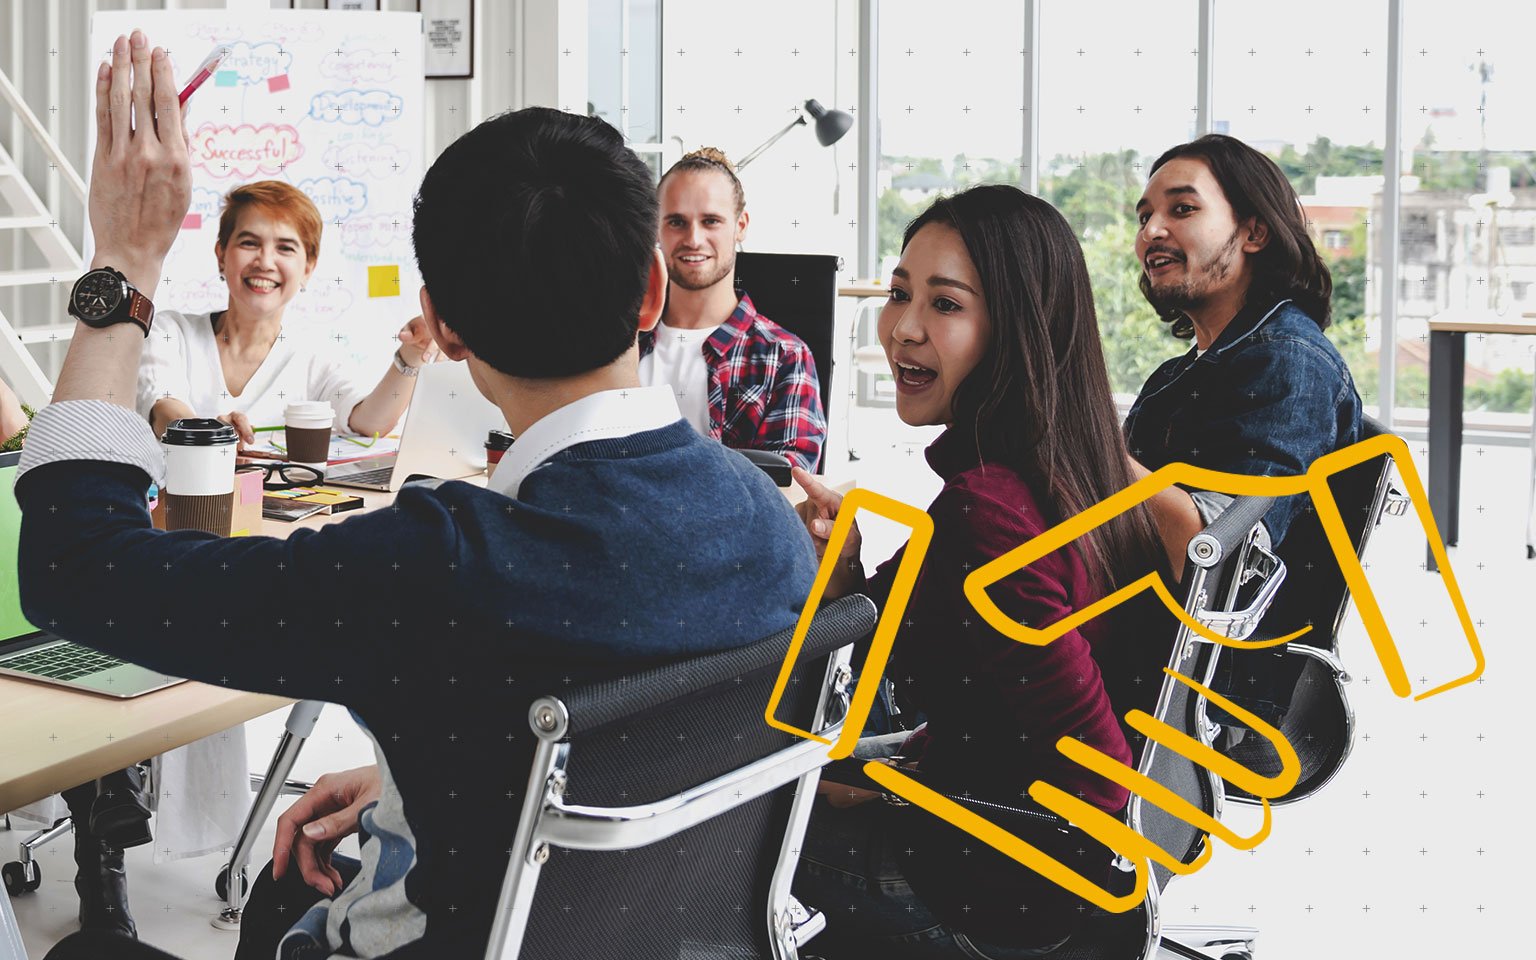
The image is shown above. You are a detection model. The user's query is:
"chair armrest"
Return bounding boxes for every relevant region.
[736,448,793,486]
[1187,495,1274,569]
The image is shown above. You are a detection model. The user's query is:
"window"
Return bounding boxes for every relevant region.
[877,0,1025,261]
[589,0,663,176]
[1036,1,1197,397]
[1213,0,1386,408]
[1405,0,1536,416]
[870,0,1026,403]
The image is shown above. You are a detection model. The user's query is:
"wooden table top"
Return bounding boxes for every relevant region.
[1427,314,1536,336]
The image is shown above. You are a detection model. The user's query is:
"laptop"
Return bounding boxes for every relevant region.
[0,451,185,698]
[325,360,507,492]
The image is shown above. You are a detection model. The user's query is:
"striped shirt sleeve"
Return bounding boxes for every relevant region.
[15,400,165,486]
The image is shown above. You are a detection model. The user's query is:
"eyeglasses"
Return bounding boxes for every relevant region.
[250,462,324,491]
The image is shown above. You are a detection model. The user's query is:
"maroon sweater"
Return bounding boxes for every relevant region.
[864,427,1133,814]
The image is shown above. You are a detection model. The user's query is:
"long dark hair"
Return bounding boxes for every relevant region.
[1142,134,1333,339]
[904,185,1165,592]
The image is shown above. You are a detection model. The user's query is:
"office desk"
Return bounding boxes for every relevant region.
[1426,313,1536,570]
[0,481,405,814]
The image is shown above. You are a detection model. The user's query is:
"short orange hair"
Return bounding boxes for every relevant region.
[216,180,323,266]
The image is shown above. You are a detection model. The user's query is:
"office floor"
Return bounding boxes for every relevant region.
[4,400,1530,958]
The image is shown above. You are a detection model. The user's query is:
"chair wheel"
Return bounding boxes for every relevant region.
[2,860,40,895]
[214,864,249,901]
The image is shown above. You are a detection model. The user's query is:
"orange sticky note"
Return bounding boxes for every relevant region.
[367,264,400,298]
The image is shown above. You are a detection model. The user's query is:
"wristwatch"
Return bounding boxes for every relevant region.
[68,267,154,337]
[391,347,421,377]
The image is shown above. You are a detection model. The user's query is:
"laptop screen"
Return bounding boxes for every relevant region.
[0,453,40,643]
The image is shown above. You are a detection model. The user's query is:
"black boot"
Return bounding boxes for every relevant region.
[90,765,153,850]
[60,779,139,939]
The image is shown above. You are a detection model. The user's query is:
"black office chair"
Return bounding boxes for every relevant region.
[733,251,838,473]
[484,594,877,960]
[1212,415,1409,806]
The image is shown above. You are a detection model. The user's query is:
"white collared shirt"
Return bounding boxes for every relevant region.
[489,385,682,499]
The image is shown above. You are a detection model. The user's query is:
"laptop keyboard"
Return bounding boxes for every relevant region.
[334,465,393,487]
[1,644,127,682]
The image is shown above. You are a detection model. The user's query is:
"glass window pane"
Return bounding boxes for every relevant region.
[1212,0,1386,411]
[1404,0,1536,428]
[872,0,1025,405]
[877,0,1025,262]
[1037,1,1198,397]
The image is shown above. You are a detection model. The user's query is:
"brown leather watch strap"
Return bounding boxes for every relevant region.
[126,289,154,336]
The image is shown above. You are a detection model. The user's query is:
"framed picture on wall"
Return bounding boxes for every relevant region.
[419,0,474,79]
[325,0,382,9]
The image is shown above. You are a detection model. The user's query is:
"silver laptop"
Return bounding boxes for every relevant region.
[0,451,185,698]
[325,360,507,492]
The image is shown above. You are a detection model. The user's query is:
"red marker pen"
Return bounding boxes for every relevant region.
[178,45,231,106]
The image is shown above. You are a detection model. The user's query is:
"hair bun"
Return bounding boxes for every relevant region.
[682,146,735,173]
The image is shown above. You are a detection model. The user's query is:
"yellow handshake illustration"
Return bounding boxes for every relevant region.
[767,433,1485,912]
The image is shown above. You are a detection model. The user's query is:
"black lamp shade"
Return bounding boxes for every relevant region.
[804,99,853,147]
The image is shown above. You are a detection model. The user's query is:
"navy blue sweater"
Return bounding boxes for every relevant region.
[16,419,817,957]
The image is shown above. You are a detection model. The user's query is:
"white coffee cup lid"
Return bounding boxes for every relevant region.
[285,401,334,419]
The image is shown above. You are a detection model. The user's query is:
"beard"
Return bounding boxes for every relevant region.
[668,248,736,292]
[1144,226,1244,314]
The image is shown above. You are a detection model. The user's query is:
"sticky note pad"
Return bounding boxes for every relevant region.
[367,264,400,298]
[181,213,202,230]
[267,74,291,93]
[215,70,237,87]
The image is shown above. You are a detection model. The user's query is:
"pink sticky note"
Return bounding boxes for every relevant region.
[267,74,291,93]
[181,213,202,230]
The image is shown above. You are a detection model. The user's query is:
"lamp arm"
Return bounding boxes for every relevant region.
[736,115,807,170]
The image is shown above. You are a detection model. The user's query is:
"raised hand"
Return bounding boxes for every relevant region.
[88,30,192,298]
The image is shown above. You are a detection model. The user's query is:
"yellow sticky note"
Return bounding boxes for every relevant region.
[367,264,400,297]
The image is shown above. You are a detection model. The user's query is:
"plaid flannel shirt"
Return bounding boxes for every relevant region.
[639,293,826,471]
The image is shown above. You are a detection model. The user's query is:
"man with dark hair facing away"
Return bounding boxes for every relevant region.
[20,30,815,960]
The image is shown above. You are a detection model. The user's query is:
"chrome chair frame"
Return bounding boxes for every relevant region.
[486,595,874,960]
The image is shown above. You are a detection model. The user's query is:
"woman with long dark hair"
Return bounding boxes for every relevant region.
[791,184,1169,957]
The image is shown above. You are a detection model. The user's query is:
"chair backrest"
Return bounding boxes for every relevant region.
[1055,496,1283,960]
[486,595,878,960]
[733,252,838,472]
[1220,413,1403,805]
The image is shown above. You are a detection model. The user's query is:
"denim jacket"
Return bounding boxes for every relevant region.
[1123,297,1363,545]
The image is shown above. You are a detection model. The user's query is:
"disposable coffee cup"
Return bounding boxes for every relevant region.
[284,400,334,466]
[161,418,239,535]
[484,429,514,478]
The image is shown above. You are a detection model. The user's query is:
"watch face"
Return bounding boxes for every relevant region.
[73,271,126,322]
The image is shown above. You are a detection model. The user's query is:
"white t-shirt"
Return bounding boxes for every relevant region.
[136,309,371,435]
[637,320,721,436]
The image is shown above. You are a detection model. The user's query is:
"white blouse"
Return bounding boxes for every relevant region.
[136,309,370,435]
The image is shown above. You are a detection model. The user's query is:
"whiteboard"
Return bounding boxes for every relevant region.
[88,10,426,377]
